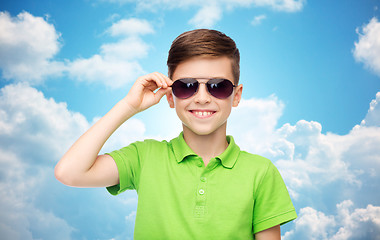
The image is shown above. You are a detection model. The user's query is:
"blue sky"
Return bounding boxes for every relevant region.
[0,0,380,239]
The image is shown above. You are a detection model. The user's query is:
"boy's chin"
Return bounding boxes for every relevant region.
[182,125,226,137]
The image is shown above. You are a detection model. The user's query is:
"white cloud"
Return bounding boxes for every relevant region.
[100,37,150,61]
[68,55,145,88]
[108,18,154,37]
[283,200,380,240]
[126,0,306,12]
[0,11,65,84]
[99,117,147,153]
[102,0,306,27]
[0,85,82,237]
[0,83,148,239]
[188,4,223,28]
[228,93,380,203]
[353,17,380,77]
[228,95,285,156]
[0,148,75,240]
[284,206,336,239]
[0,11,153,88]
[67,18,153,88]
[332,200,380,240]
[252,0,305,12]
[0,82,153,166]
[0,83,89,163]
[274,121,362,189]
[125,211,137,222]
[361,92,380,127]
[251,14,266,26]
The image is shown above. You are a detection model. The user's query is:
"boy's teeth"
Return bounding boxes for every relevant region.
[194,111,212,116]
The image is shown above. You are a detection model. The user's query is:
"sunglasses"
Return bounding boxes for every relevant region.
[171,78,237,99]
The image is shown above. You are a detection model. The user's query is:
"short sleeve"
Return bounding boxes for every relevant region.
[105,142,142,195]
[252,162,297,234]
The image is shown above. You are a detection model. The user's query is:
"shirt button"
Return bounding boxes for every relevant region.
[199,189,205,195]
[197,162,203,167]
[200,177,207,182]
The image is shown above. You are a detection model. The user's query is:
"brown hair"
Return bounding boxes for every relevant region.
[167,29,240,84]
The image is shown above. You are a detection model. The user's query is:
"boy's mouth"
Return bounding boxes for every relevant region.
[189,110,216,118]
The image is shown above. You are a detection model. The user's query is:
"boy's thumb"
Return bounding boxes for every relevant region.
[155,87,171,101]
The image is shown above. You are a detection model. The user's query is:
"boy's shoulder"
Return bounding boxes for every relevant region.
[222,135,276,172]
[238,150,273,168]
[239,150,271,161]
[128,138,170,151]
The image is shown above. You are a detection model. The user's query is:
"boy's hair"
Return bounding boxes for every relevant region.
[167,29,240,84]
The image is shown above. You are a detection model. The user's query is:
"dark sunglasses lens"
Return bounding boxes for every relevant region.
[207,79,234,99]
[172,78,198,99]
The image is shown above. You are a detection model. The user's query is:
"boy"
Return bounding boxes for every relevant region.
[55,29,297,239]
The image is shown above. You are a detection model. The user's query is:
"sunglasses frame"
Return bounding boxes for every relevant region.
[172,77,237,99]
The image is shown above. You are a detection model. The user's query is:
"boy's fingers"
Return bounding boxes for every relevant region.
[135,72,172,96]
[161,73,173,86]
[152,72,172,88]
[154,87,171,102]
[146,72,167,89]
[156,72,171,88]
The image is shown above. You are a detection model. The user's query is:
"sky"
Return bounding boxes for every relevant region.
[0,0,380,239]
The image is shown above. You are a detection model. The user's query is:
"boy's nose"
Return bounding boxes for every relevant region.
[194,83,211,104]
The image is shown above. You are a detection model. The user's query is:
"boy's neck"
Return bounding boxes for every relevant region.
[182,124,229,166]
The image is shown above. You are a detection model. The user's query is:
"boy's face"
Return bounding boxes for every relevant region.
[166,56,243,136]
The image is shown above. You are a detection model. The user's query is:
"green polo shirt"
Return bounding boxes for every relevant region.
[106,132,297,239]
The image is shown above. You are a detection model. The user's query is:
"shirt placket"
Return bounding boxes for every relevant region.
[193,158,218,219]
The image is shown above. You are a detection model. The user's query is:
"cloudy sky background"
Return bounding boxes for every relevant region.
[0,0,380,239]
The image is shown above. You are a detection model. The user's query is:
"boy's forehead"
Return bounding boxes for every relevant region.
[172,56,234,80]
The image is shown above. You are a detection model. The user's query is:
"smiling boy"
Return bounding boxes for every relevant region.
[55,29,297,239]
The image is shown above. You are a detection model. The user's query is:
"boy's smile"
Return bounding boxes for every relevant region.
[190,110,216,118]
[167,56,242,136]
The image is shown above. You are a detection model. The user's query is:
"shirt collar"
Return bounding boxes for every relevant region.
[217,135,240,169]
[170,132,240,169]
[170,132,197,163]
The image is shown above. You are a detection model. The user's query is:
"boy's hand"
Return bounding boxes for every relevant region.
[124,72,172,114]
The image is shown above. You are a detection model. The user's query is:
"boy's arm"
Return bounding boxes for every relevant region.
[54,72,172,188]
[254,225,280,240]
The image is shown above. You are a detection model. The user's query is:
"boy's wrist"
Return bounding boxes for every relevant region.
[117,97,140,118]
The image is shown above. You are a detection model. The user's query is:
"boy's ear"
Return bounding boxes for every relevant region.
[232,84,243,107]
[166,90,175,108]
